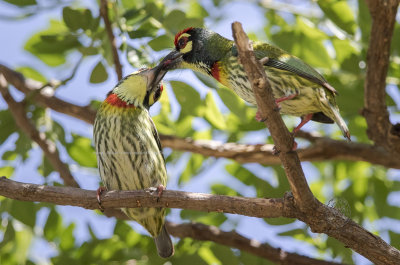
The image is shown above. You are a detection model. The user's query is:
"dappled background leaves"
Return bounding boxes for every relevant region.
[0,0,399,264]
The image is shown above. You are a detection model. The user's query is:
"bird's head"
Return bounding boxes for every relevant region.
[161,27,232,75]
[111,52,178,109]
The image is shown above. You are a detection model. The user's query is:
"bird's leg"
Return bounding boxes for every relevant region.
[96,186,106,212]
[292,113,313,135]
[290,113,313,150]
[275,94,298,109]
[255,94,298,122]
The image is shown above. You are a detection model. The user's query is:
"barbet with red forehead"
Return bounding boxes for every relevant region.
[163,27,350,141]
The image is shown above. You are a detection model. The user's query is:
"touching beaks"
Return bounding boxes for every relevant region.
[146,50,183,90]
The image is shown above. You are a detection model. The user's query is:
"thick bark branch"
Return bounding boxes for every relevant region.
[100,0,123,80]
[166,222,347,265]
[231,22,316,210]
[0,177,284,219]
[0,80,79,188]
[230,22,400,265]
[363,0,400,153]
[1,177,399,264]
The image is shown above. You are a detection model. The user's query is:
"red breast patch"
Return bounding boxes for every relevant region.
[211,61,221,82]
[105,93,135,108]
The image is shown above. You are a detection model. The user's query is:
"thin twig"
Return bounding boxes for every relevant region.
[100,0,123,80]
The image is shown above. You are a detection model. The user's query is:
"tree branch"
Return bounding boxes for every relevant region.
[232,22,316,210]
[1,177,399,264]
[0,177,284,219]
[100,0,123,80]
[166,222,347,265]
[363,0,400,153]
[1,63,399,169]
[0,79,79,188]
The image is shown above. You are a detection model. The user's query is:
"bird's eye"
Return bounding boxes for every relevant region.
[153,85,163,102]
[177,37,188,49]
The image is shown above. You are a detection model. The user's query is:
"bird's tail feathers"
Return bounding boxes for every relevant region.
[154,225,174,258]
[329,103,351,141]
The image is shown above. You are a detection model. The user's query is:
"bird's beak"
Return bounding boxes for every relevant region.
[144,51,183,91]
[158,50,183,71]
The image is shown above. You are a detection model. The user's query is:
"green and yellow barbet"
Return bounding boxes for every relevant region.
[93,65,174,258]
[163,27,350,140]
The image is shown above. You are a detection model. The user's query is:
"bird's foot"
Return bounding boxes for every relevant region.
[148,185,166,202]
[96,186,106,212]
[255,110,267,122]
[156,185,166,202]
[272,146,280,155]
[259,57,270,65]
[292,140,298,151]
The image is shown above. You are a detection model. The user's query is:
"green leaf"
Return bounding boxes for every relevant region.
[90,61,108,84]
[0,110,17,143]
[216,87,247,122]
[60,223,75,250]
[211,184,241,196]
[44,208,62,241]
[62,7,95,31]
[15,131,32,161]
[9,201,36,229]
[2,151,17,161]
[24,20,81,66]
[180,210,227,226]
[163,9,202,33]
[15,66,47,82]
[331,38,360,73]
[128,21,160,39]
[318,0,357,35]
[179,153,204,183]
[203,92,226,130]
[3,0,36,6]
[0,221,15,249]
[170,81,203,116]
[66,134,97,167]
[198,246,222,265]
[163,10,186,33]
[38,155,54,177]
[0,167,14,177]
[389,231,400,249]
[148,34,173,51]
[187,1,209,18]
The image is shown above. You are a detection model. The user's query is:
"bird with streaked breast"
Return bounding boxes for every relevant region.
[162,27,351,142]
[93,56,178,258]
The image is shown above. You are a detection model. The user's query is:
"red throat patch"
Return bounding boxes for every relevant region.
[211,61,221,82]
[105,93,135,108]
[174,27,193,47]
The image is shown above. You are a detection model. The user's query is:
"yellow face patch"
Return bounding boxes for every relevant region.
[176,33,193,54]
[114,74,148,104]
